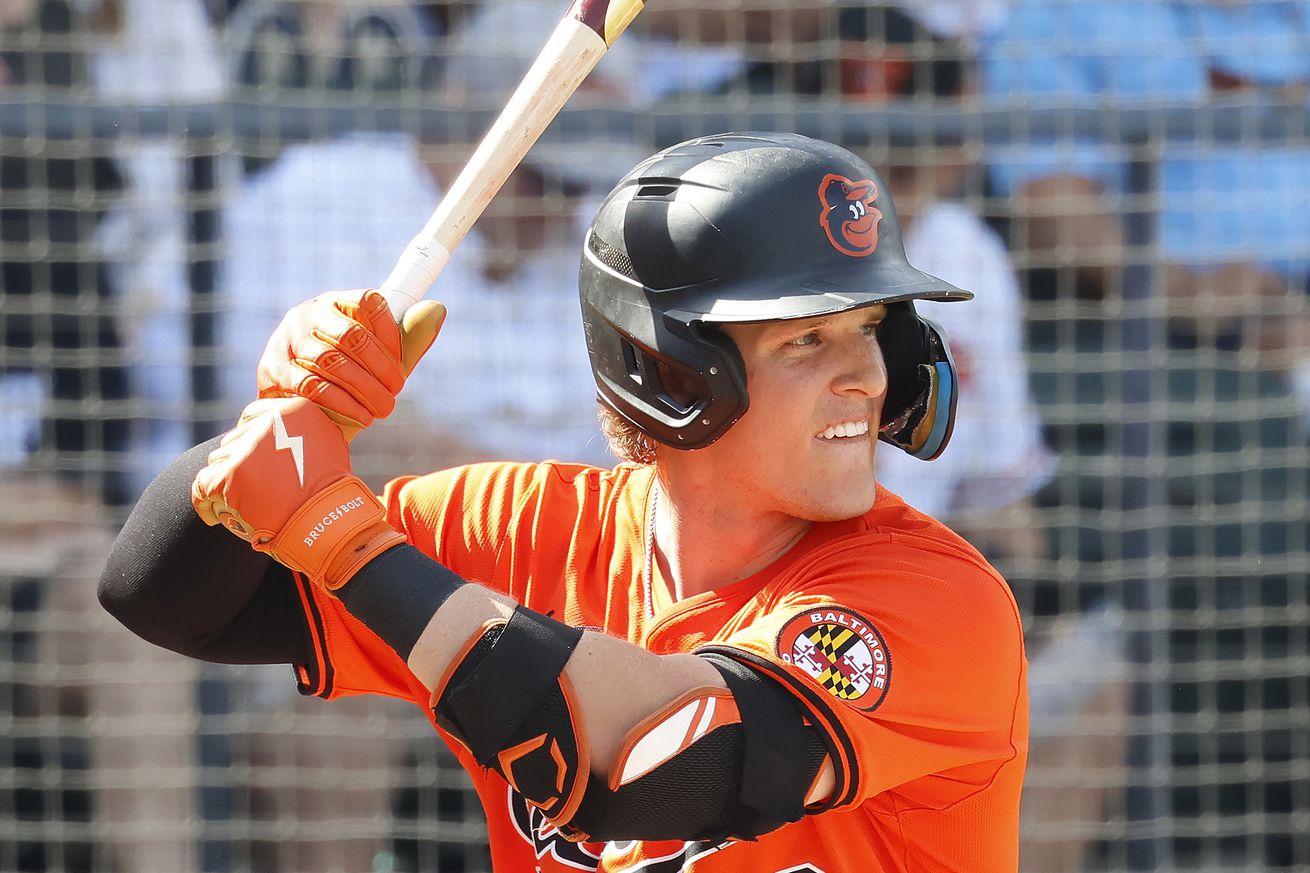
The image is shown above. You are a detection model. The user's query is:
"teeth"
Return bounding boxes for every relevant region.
[819,420,869,440]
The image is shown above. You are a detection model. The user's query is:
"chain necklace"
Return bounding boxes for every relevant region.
[642,480,659,621]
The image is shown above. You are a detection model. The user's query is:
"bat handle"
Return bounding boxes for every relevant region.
[378,235,453,321]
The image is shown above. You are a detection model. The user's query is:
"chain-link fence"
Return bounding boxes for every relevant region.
[3,1,1309,871]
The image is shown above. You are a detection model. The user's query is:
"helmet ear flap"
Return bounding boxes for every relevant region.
[877,305,959,460]
[588,304,749,449]
[620,339,704,417]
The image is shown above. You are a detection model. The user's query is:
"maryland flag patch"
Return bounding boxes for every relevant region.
[777,607,891,711]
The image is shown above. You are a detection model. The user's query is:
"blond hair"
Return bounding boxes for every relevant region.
[597,402,657,465]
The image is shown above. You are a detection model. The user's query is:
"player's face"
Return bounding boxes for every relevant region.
[709,305,888,521]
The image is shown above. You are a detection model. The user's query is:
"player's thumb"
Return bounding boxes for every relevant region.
[399,301,447,376]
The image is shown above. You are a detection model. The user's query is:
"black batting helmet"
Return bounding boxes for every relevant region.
[579,132,971,460]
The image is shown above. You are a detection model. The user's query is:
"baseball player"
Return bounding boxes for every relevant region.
[101,133,1028,872]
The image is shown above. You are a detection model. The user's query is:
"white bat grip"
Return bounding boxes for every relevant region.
[380,238,452,321]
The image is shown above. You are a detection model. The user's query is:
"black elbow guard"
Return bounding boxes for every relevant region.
[565,653,829,843]
[431,610,828,845]
[431,607,590,826]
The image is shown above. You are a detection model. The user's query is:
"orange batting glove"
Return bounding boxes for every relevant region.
[256,288,447,433]
[192,397,405,590]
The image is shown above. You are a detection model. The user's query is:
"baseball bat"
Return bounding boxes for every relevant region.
[377,0,648,321]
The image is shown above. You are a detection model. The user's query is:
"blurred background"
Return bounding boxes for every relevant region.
[2,0,1308,871]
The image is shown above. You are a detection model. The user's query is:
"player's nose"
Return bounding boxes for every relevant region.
[830,335,888,400]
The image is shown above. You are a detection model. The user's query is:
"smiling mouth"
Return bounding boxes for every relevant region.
[817,420,871,440]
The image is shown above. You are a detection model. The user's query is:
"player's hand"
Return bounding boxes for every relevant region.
[256,288,447,433]
[192,397,405,590]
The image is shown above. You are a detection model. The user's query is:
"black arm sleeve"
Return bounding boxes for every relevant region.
[97,437,312,665]
[335,543,465,662]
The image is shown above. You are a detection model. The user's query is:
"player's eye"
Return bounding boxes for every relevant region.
[786,332,819,348]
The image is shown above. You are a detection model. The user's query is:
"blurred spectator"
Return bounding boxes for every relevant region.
[429,0,973,111]
[437,0,747,109]
[227,0,436,95]
[226,0,439,175]
[874,154,1055,562]
[90,0,227,495]
[982,0,1310,389]
[216,134,614,475]
[984,3,1310,867]
[1,0,129,503]
[219,0,655,474]
[2,5,207,869]
[638,1,968,101]
[895,0,1011,48]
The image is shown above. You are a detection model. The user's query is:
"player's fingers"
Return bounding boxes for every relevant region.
[292,374,373,430]
[191,464,225,526]
[311,314,406,395]
[331,291,404,367]
[192,496,221,527]
[353,289,405,361]
[260,331,381,424]
[216,416,261,449]
[295,337,398,420]
[399,300,447,375]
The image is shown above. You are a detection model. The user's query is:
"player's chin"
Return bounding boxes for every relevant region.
[798,474,878,522]
[793,439,876,514]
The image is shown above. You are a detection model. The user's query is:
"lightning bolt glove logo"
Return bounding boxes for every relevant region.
[777,607,891,711]
[818,173,882,258]
[271,409,306,487]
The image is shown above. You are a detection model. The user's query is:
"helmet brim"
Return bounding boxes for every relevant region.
[663,260,972,324]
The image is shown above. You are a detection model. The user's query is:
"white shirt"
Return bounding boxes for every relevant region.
[218,134,610,468]
[876,200,1054,518]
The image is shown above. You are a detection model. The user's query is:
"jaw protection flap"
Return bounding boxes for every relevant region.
[876,310,959,461]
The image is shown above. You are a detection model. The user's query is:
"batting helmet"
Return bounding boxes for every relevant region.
[579,132,971,459]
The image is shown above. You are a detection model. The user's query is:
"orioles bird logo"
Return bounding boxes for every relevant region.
[818,173,882,258]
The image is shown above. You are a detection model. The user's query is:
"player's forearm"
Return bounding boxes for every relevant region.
[414,586,725,779]
[336,546,724,779]
[338,544,832,842]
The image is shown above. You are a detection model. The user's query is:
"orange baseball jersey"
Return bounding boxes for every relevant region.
[288,461,1028,873]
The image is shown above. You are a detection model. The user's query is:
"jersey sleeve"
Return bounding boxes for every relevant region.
[289,568,432,703]
[382,462,542,585]
[698,536,1028,811]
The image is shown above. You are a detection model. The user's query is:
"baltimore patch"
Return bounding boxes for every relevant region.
[777,607,891,711]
